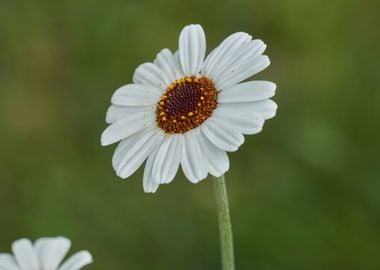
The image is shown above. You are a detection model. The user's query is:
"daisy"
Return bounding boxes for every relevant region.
[0,237,92,270]
[101,24,277,193]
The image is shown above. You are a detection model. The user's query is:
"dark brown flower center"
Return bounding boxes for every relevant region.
[156,76,218,134]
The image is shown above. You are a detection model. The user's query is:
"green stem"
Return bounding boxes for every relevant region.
[213,175,235,270]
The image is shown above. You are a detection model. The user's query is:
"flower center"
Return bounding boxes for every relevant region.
[156,76,218,134]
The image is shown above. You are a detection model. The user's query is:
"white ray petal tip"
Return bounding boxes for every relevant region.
[182,24,203,32]
[188,175,207,184]
[11,238,31,251]
[144,189,158,193]
[237,31,252,39]
[116,169,129,179]
[268,81,277,90]
[262,55,270,64]
[55,236,71,245]
[265,101,278,120]
[100,130,111,146]
[211,172,223,177]
[79,250,93,264]
[143,183,159,193]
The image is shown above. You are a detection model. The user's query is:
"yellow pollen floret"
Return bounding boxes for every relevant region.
[188,112,194,116]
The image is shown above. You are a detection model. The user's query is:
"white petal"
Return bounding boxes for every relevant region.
[153,48,184,82]
[172,51,183,80]
[221,100,277,120]
[0,254,20,270]
[132,63,171,91]
[179,24,206,76]
[215,55,270,90]
[152,134,183,184]
[35,237,71,270]
[201,118,244,152]
[143,145,160,193]
[100,111,155,146]
[113,128,164,179]
[111,84,161,106]
[11,239,39,270]
[58,251,92,270]
[211,104,265,135]
[210,39,266,81]
[105,105,154,124]
[181,129,208,183]
[218,81,276,103]
[202,32,252,76]
[112,129,143,172]
[250,99,278,119]
[199,134,229,177]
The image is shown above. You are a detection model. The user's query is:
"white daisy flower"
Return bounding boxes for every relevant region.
[0,237,92,270]
[101,24,277,193]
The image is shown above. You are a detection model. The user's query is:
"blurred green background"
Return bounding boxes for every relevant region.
[1,0,379,269]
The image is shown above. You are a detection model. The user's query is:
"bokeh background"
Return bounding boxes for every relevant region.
[1,0,379,269]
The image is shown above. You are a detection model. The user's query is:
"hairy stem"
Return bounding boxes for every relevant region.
[213,175,235,270]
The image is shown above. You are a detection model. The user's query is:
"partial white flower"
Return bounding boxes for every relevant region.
[0,237,92,270]
[101,24,277,193]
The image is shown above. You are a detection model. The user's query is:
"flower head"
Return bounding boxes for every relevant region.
[101,24,277,192]
[0,237,92,270]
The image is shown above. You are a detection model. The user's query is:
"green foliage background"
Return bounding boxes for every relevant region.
[1,0,379,269]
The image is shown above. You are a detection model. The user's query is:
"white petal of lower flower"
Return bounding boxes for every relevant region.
[218,81,276,103]
[153,48,184,82]
[101,111,155,146]
[106,105,154,124]
[201,119,244,152]
[152,134,183,184]
[181,129,208,183]
[179,24,206,76]
[211,105,265,135]
[111,84,161,106]
[210,39,266,82]
[0,254,20,270]
[202,32,252,76]
[215,55,270,90]
[11,239,39,270]
[200,135,229,177]
[58,251,92,270]
[35,237,70,270]
[132,63,171,90]
[2,238,92,270]
[113,128,164,178]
